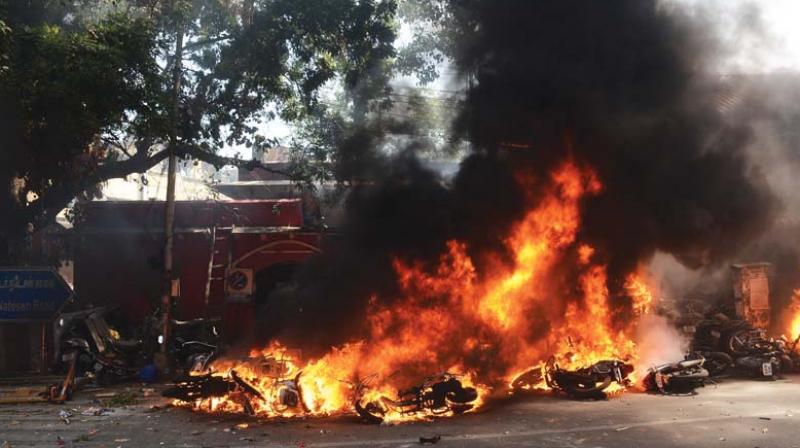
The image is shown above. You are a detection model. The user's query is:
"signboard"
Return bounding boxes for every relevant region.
[225,268,254,303]
[0,268,73,322]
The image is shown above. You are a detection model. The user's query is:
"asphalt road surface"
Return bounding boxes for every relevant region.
[2,375,800,447]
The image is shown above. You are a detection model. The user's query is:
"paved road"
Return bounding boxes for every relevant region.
[2,376,800,447]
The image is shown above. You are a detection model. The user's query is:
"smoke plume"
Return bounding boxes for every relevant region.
[262,0,780,355]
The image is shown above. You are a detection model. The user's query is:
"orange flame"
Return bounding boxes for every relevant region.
[180,159,656,419]
[788,289,800,341]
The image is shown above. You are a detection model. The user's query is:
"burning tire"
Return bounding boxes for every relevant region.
[355,398,389,424]
[558,375,612,397]
[544,356,632,398]
[511,367,543,391]
[445,386,478,413]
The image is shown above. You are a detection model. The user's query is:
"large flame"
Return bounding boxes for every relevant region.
[181,159,655,419]
[788,289,800,342]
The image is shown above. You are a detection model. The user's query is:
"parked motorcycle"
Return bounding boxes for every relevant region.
[355,373,479,424]
[543,356,633,398]
[723,329,792,379]
[55,306,146,384]
[55,306,220,384]
[691,313,752,357]
[643,356,709,394]
[685,351,733,377]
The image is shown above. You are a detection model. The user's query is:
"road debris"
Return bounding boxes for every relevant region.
[81,406,112,416]
[58,409,72,424]
[102,390,138,407]
[419,435,442,445]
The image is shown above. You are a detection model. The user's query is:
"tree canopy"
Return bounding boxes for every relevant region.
[0,0,419,262]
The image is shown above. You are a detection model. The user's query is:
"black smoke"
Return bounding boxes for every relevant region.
[451,0,777,292]
[259,0,780,351]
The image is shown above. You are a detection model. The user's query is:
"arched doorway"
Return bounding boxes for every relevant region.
[253,263,299,341]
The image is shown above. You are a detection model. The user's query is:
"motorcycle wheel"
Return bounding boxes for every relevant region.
[561,376,612,397]
[724,329,753,356]
[445,387,478,414]
[511,368,543,390]
[703,352,733,376]
[355,399,387,424]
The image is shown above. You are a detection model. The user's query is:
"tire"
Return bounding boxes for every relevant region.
[355,400,386,424]
[721,322,753,356]
[725,329,752,356]
[446,386,478,404]
[512,368,543,390]
[704,352,733,376]
[561,375,612,397]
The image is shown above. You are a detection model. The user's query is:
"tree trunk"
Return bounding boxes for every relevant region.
[161,15,184,355]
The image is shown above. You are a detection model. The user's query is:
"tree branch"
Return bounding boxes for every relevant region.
[175,143,295,178]
[26,142,301,234]
[28,148,172,231]
[184,34,232,51]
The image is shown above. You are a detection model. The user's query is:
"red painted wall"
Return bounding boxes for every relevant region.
[74,200,322,342]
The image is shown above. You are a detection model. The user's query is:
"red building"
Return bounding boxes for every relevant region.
[74,199,325,341]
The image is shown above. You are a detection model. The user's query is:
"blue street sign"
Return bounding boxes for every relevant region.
[0,268,73,322]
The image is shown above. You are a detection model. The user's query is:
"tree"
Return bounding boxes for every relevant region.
[0,0,400,262]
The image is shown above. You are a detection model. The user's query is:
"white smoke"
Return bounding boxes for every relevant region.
[635,314,689,373]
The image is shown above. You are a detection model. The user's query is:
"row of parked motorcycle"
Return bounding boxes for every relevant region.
[54,305,221,390]
[510,311,800,398]
[55,305,800,422]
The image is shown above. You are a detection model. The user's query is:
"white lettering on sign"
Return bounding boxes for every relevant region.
[0,301,31,311]
[0,276,56,290]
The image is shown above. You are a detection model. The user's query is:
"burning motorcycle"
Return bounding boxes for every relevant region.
[542,356,633,398]
[163,353,308,416]
[162,370,270,415]
[511,366,545,391]
[643,356,709,394]
[355,373,479,424]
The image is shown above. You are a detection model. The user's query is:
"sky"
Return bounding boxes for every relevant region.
[674,0,800,73]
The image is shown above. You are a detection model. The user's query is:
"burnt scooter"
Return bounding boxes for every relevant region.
[163,353,308,416]
[543,356,633,398]
[355,373,479,424]
[55,306,144,384]
[511,356,633,397]
[56,306,221,383]
[163,370,273,415]
[728,329,791,379]
[643,356,709,394]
